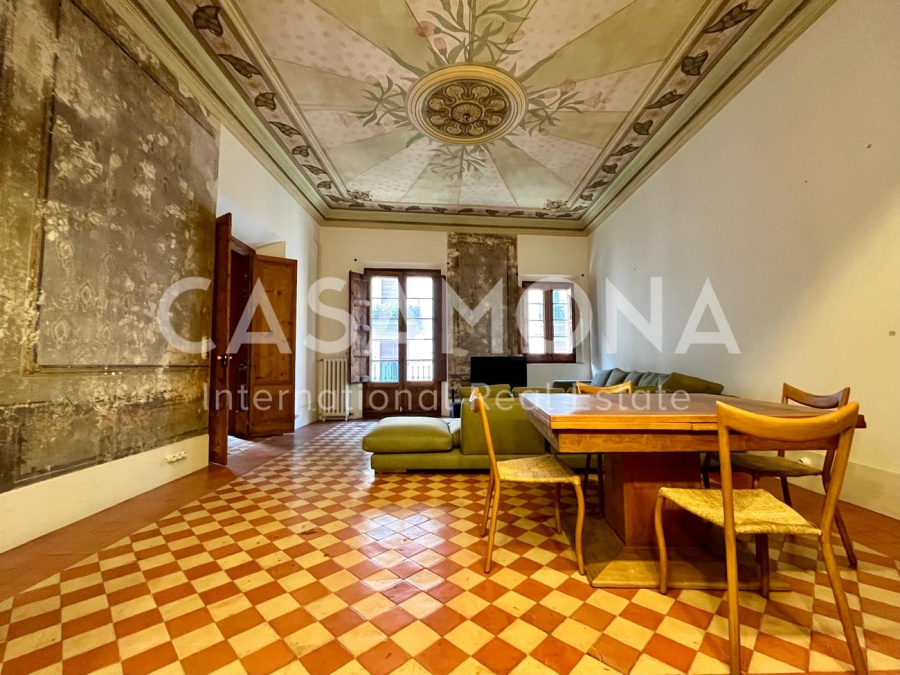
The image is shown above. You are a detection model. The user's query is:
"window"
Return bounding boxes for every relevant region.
[521,282,575,363]
[367,271,443,383]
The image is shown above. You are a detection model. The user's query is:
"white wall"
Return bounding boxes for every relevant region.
[519,235,592,386]
[217,127,321,427]
[587,0,900,515]
[0,436,208,553]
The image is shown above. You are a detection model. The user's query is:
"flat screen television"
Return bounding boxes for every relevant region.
[469,355,527,388]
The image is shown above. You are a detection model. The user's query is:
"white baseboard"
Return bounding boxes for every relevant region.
[0,435,209,554]
[784,451,900,519]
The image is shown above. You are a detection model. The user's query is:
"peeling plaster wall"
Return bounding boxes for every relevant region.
[447,233,519,386]
[0,0,218,499]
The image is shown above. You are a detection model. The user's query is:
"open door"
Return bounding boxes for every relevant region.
[245,255,298,435]
[208,214,232,465]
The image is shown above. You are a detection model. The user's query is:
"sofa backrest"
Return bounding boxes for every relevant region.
[460,397,546,456]
[593,367,723,394]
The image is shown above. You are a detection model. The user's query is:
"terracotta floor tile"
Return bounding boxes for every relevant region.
[414,637,468,675]
[241,639,295,674]
[298,639,353,675]
[531,635,583,675]
[357,639,409,675]
[269,607,315,638]
[421,605,466,636]
[180,640,239,675]
[472,637,526,675]
[521,603,566,634]
[370,606,417,636]
[120,642,178,675]
[1,643,62,675]
[472,604,517,635]
[590,634,641,675]
[320,606,366,637]
[644,632,701,673]
[62,641,120,675]
[216,606,264,638]
[6,609,61,641]
[113,608,164,639]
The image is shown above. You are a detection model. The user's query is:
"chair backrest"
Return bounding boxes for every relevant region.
[469,388,499,476]
[779,384,850,459]
[782,383,850,408]
[576,381,633,395]
[716,400,859,539]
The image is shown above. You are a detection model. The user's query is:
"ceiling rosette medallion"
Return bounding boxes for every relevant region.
[407,65,527,145]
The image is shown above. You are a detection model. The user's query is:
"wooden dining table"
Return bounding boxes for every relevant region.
[519,392,865,590]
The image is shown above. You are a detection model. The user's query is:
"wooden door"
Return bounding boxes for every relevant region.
[208,215,232,465]
[229,241,253,437]
[246,255,297,436]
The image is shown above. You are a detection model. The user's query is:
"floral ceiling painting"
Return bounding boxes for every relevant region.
[172,0,772,224]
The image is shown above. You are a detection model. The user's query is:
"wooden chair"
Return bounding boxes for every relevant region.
[575,380,633,515]
[701,384,856,567]
[655,401,867,675]
[471,388,586,575]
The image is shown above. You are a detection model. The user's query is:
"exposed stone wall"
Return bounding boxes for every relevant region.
[0,0,218,492]
[446,233,519,386]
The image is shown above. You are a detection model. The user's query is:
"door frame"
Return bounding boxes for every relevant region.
[208,215,233,465]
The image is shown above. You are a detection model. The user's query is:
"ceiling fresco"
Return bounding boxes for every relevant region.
[171,0,773,224]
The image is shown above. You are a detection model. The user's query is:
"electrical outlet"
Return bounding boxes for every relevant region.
[165,451,188,464]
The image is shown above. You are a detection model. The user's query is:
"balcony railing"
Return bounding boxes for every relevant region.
[371,360,433,383]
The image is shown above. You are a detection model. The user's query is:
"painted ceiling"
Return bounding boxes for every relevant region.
[170,0,774,226]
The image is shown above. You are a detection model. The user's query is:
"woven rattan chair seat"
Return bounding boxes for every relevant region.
[659,487,821,535]
[497,455,581,485]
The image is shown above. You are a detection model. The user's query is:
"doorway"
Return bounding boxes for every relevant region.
[208,214,298,464]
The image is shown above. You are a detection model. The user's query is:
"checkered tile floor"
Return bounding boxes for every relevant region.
[1,422,898,675]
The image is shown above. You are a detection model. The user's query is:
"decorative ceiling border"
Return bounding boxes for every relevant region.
[584,0,831,232]
[572,0,772,214]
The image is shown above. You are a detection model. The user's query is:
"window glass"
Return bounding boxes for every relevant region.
[371,276,400,382]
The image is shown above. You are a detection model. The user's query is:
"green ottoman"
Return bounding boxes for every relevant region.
[362,417,455,454]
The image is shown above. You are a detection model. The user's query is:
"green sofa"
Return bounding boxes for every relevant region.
[552,367,724,395]
[363,370,725,472]
[362,385,582,472]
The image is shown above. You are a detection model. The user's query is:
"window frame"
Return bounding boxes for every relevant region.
[363,268,446,384]
[520,281,577,364]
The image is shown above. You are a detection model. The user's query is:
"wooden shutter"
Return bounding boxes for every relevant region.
[434,274,447,382]
[348,271,370,383]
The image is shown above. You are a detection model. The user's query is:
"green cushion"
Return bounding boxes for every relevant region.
[362,417,452,454]
[458,384,512,399]
[637,372,668,387]
[662,372,725,395]
[591,369,614,386]
[604,368,631,386]
[512,387,565,396]
[448,418,461,448]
